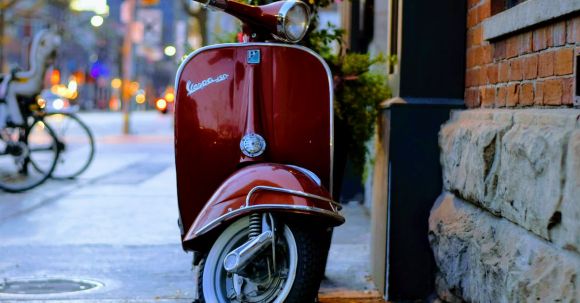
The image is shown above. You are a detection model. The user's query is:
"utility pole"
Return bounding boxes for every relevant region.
[121,0,136,134]
[0,0,18,72]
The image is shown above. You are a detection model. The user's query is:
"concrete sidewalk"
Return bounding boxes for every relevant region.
[319,202,382,302]
[0,111,383,302]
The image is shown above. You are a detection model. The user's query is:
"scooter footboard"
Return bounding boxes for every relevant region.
[182,163,344,250]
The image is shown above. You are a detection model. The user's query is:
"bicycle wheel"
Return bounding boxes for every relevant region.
[0,122,59,192]
[42,113,95,179]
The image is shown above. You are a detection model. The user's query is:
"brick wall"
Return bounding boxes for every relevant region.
[465,0,579,108]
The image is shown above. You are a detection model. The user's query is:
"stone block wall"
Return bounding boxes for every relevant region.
[429,2,580,301]
[465,0,580,108]
[429,109,580,302]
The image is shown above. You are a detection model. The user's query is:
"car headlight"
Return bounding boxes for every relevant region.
[276,1,310,43]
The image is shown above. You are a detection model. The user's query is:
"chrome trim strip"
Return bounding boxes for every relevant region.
[287,165,321,186]
[245,185,342,212]
[174,43,334,194]
[194,204,345,237]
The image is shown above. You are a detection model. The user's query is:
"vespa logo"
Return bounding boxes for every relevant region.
[186,73,229,96]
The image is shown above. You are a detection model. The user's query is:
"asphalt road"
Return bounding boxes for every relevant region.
[0,111,380,302]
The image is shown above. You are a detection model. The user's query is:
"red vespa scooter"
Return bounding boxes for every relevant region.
[174,0,344,302]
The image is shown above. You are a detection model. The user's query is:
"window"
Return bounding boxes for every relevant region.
[492,0,529,15]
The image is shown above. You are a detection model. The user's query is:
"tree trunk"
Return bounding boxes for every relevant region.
[0,0,18,73]
[0,9,5,72]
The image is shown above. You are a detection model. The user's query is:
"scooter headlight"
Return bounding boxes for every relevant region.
[276,1,310,43]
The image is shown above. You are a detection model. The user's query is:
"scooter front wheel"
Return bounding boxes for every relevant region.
[200,215,328,303]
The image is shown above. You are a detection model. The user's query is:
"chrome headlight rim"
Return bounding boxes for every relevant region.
[275,0,311,43]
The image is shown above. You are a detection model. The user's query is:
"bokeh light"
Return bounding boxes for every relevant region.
[91,15,104,27]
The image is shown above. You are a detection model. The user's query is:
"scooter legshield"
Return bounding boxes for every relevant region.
[174,43,336,248]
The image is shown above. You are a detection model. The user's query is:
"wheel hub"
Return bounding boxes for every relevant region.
[228,254,287,303]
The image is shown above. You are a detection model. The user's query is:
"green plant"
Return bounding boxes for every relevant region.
[333,53,391,175]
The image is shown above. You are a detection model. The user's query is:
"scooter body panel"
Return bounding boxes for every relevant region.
[183,163,343,247]
[174,43,334,242]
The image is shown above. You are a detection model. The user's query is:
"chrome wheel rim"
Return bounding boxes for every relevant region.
[203,217,297,303]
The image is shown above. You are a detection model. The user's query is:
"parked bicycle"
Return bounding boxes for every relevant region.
[0,29,62,192]
[0,29,95,192]
[35,91,95,180]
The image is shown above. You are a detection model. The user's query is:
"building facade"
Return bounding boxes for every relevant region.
[430,0,580,301]
[363,0,580,301]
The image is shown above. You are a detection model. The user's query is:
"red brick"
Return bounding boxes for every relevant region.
[468,0,480,9]
[534,81,544,105]
[473,46,484,66]
[546,24,554,47]
[467,8,479,28]
[494,40,507,60]
[523,55,538,80]
[478,67,487,86]
[543,79,563,105]
[554,48,574,75]
[466,48,476,68]
[533,27,549,51]
[465,88,481,108]
[499,62,510,82]
[482,44,493,64]
[471,26,483,46]
[562,77,574,105]
[567,19,576,44]
[466,68,484,87]
[575,16,580,43]
[478,1,491,20]
[538,51,555,77]
[520,32,533,55]
[486,64,499,84]
[481,86,496,107]
[506,36,519,58]
[496,86,507,107]
[507,83,520,106]
[509,58,523,81]
[519,83,534,106]
[552,21,566,47]
[466,69,476,87]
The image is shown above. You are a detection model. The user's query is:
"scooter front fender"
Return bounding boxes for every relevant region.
[183,163,343,249]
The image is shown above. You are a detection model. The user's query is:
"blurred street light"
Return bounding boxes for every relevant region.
[165,92,174,103]
[91,15,104,27]
[164,45,176,57]
[135,92,146,104]
[111,78,122,89]
[155,98,167,113]
[70,0,109,15]
[129,81,140,94]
